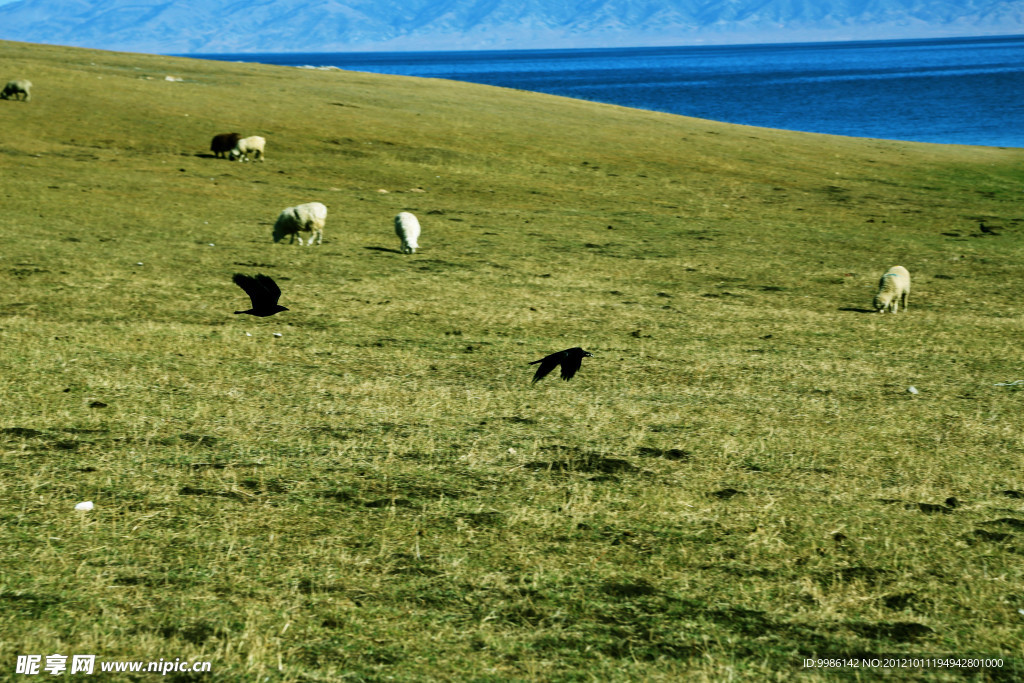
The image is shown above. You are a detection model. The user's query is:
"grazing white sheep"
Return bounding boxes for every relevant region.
[394,211,421,254]
[1,79,32,101]
[873,265,911,313]
[273,202,327,246]
[230,135,265,162]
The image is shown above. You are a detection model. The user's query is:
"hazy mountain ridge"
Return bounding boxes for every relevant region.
[1,0,1022,53]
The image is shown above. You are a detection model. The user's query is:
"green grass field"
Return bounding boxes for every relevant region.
[2,39,1023,681]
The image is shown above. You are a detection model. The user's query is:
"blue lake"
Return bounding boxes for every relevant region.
[190,35,1024,148]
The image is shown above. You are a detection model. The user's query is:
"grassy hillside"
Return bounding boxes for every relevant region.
[2,39,1023,681]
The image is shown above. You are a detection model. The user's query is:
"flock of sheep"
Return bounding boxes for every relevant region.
[4,75,906,313]
[207,124,904,311]
[209,133,421,254]
[203,129,903,312]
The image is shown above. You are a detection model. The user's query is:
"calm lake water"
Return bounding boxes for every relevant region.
[191,35,1024,148]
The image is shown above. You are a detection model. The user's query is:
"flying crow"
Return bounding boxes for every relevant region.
[233,273,288,316]
[529,347,592,384]
[979,221,1000,235]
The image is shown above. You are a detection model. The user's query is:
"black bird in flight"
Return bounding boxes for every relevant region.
[529,347,593,384]
[978,221,1000,235]
[233,273,288,316]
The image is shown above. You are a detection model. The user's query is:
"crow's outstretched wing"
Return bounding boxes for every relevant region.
[233,273,280,307]
[529,351,563,384]
[255,274,282,305]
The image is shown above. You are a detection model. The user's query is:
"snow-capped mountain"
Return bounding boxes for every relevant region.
[1,0,1022,53]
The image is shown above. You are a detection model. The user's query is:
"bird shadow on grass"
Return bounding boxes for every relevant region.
[364,246,404,254]
[838,307,876,314]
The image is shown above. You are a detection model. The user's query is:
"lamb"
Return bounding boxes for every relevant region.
[1,80,32,101]
[273,202,327,246]
[210,132,241,159]
[873,265,911,313]
[230,135,265,162]
[394,211,421,254]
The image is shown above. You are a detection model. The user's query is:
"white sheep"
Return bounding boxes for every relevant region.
[873,265,911,313]
[1,79,32,101]
[273,202,327,246]
[394,211,421,254]
[230,135,265,162]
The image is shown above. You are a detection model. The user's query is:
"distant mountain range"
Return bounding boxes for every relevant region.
[1,0,1023,54]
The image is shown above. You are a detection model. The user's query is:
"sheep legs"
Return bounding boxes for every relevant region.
[887,295,908,314]
[285,230,321,247]
[297,229,322,246]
